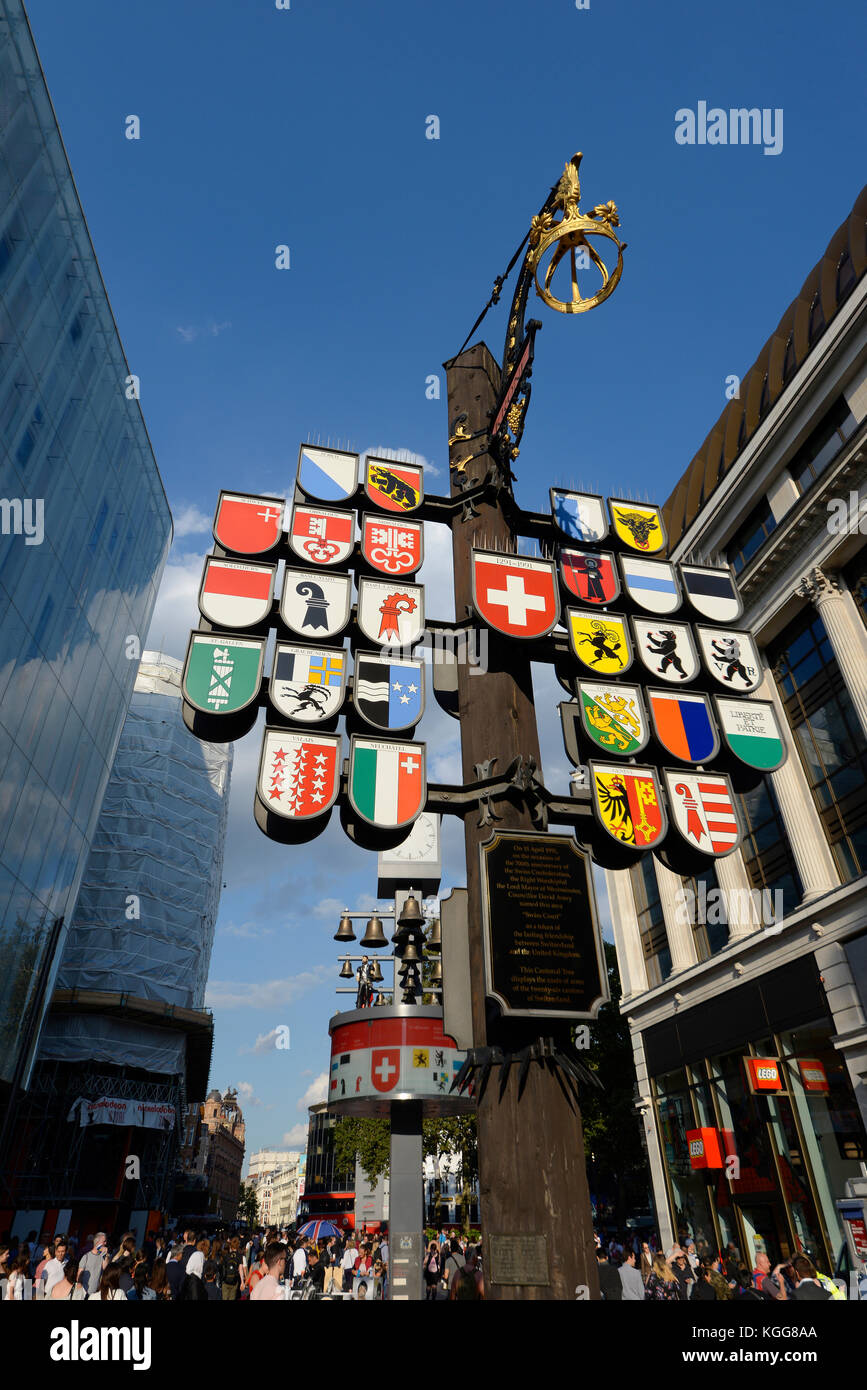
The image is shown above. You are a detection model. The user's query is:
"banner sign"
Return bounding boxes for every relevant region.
[68,1097,177,1131]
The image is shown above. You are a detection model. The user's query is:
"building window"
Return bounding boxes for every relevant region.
[726,497,777,574]
[629,858,670,987]
[769,609,867,880]
[788,395,857,494]
[782,333,796,383]
[736,779,802,913]
[681,864,728,962]
[836,248,856,301]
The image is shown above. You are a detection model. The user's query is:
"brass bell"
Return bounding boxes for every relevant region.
[399,940,421,964]
[426,917,442,953]
[334,914,356,942]
[339,959,354,979]
[397,958,410,978]
[400,988,417,1004]
[402,963,421,989]
[397,894,423,930]
[360,914,388,948]
[369,959,383,983]
[428,959,442,981]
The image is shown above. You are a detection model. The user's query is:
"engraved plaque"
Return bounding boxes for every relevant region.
[480,831,608,1018]
[489,1233,550,1285]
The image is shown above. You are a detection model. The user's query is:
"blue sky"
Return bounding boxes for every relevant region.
[24,0,866,1156]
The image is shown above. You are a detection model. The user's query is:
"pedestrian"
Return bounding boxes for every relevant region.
[595,1247,622,1300]
[186,1238,209,1281]
[246,1248,268,1295]
[149,1259,172,1302]
[691,1262,717,1301]
[250,1242,286,1300]
[752,1252,790,1300]
[166,1243,186,1301]
[179,1271,209,1300]
[669,1247,695,1300]
[77,1232,108,1297]
[307,1249,326,1294]
[618,1249,645,1300]
[202,1260,221,1300]
[640,1240,654,1284]
[341,1234,358,1285]
[441,1237,465,1296]
[220,1234,246,1300]
[644,1252,680,1301]
[291,1236,308,1287]
[88,1266,127,1302]
[423,1240,441,1299]
[42,1238,69,1298]
[790,1255,832,1301]
[5,1255,30,1300]
[126,1263,156,1301]
[179,1229,196,1271]
[33,1241,52,1291]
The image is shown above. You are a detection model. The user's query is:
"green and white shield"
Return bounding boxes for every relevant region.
[577,681,648,756]
[714,697,786,771]
[182,632,265,714]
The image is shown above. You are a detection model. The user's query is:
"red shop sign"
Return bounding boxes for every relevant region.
[744,1057,783,1093]
[797,1058,829,1094]
[686,1127,724,1169]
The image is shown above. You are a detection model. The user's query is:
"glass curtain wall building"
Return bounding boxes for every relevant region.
[0,1,171,1096]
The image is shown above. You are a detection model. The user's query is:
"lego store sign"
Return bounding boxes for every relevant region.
[744,1057,783,1093]
[686,1128,724,1169]
[798,1058,829,1093]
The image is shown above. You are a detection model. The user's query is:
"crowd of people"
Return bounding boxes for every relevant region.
[0,1224,395,1302]
[594,1230,847,1301]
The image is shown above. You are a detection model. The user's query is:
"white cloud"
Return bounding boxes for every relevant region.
[239,1027,287,1056]
[176,325,198,343]
[145,548,206,662]
[176,321,231,343]
[220,921,276,940]
[281,1124,308,1147]
[205,965,331,1011]
[236,1081,262,1106]
[297,1072,328,1111]
[208,320,231,336]
[172,504,212,538]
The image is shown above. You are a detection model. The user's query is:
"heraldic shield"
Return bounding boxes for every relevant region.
[270,644,347,722]
[559,547,619,605]
[620,556,680,615]
[257,728,342,819]
[577,682,648,756]
[289,504,354,567]
[648,689,719,764]
[348,735,426,830]
[213,491,283,555]
[632,618,699,684]
[680,564,743,623]
[357,578,425,646]
[364,456,423,513]
[183,633,265,716]
[608,500,666,554]
[296,444,358,502]
[664,769,741,857]
[280,570,352,639]
[361,515,423,577]
[550,489,608,543]
[591,762,667,850]
[714,697,786,772]
[198,558,275,628]
[696,627,762,693]
[353,651,424,730]
[568,610,632,674]
[472,551,559,639]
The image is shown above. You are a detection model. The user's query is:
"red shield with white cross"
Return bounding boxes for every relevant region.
[361,514,423,576]
[371,1048,401,1093]
[289,504,354,567]
[213,492,284,555]
[472,551,560,639]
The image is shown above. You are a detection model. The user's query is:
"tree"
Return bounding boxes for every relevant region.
[334,1113,479,1234]
[578,941,651,1227]
[333,1117,390,1186]
[237,1181,259,1228]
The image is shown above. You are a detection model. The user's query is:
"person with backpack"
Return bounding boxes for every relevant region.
[423,1240,441,1300]
[441,1237,465,1296]
[221,1235,246,1300]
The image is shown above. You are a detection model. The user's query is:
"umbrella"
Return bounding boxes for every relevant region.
[297,1220,341,1241]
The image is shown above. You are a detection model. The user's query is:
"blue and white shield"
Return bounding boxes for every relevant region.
[550,488,608,543]
[353,652,424,731]
[296,445,358,502]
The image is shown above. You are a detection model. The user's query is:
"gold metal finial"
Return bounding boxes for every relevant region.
[527,152,625,315]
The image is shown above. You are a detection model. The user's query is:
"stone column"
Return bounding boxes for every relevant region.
[655,859,699,974]
[797,567,867,742]
[756,665,840,902]
[814,939,867,1137]
[605,868,649,999]
[714,847,763,940]
[629,1026,674,1250]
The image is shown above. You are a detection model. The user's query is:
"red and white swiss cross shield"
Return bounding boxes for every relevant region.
[289,504,354,567]
[213,492,284,555]
[371,1048,401,1093]
[471,550,560,639]
[361,514,423,576]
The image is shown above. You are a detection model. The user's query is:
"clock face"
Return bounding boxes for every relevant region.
[382,813,440,863]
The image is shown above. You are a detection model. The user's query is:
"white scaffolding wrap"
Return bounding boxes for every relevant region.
[53,654,232,1030]
[38,1014,185,1076]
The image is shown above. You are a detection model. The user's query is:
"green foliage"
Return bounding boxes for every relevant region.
[237,1181,260,1228]
[334,1111,478,1214]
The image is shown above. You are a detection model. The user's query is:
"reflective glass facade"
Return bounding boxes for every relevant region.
[0,3,171,1085]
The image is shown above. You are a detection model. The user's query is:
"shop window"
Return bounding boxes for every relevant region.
[629,858,670,987]
[769,609,867,880]
[788,395,857,493]
[726,497,777,574]
[736,779,802,913]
